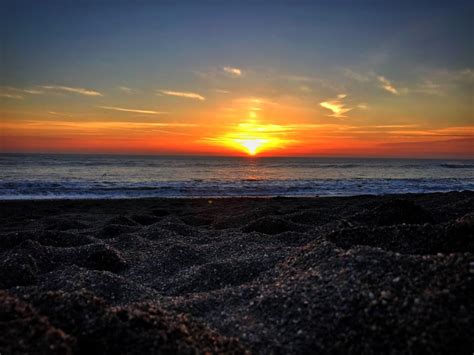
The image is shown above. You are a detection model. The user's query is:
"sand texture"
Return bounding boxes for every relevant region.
[0,192,473,354]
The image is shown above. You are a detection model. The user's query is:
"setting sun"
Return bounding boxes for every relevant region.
[204,119,296,156]
[237,139,267,155]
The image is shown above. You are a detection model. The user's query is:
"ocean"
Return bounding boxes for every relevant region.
[0,154,472,199]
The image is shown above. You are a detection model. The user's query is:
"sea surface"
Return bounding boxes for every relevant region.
[0,154,473,199]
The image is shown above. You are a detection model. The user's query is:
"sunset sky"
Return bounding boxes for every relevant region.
[1,0,473,158]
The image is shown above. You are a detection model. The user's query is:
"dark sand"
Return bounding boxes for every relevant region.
[1,192,473,354]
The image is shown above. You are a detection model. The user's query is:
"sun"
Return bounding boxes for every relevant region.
[205,119,295,156]
[235,138,268,156]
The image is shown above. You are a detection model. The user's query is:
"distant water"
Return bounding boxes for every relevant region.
[0,154,473,199]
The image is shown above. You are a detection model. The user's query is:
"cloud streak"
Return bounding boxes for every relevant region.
[117,86,136,94]
[1,86,45,99]
[99,106,166,115]
[159,90,205,101]
[223,66,242,77]
[0,93,24,99]
[343,69,403,95]
[2,120,197,132]
[2,86,44,95]
[40,85,103,96]
[320,94,353,118]
[377,76,399,94]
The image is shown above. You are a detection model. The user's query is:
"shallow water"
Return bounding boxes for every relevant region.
[0,154,473,199]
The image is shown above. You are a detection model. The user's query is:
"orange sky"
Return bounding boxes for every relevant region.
[1,2,473,158]
[1,90,473,158]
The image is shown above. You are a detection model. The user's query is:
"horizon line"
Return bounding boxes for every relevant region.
[0,151,472,160]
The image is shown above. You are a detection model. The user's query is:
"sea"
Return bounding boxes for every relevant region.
[0,154,472,199]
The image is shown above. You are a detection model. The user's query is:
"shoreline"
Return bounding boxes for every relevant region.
[1,191,473,353]
[0,189,472,202]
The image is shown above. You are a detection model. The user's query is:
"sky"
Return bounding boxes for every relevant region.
[1,0,473,157]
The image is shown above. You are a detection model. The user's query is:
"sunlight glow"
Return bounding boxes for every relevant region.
[236,139,268,155]
[205,119,296,156]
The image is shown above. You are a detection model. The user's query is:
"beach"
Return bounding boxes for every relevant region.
[0,191,472,353]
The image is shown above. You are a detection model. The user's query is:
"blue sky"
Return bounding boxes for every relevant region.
[2,0,472,86]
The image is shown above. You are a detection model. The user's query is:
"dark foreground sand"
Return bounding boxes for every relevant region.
[0,192,473,354]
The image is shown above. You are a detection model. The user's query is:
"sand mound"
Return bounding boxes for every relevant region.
[327,224,470,255]
[243,216,306,235]
[129,214,161,226]
[0,291,74,354]
[3,290,246,354]
[106,216,139,227]
[99,224,139,239]
[0,192,472,353]
[41,216,89,231]
[355,199,434,226]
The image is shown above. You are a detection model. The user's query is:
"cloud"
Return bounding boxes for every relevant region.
[1,86,45,99]
[214,89,230,94]
[413,80,444,96]
[117,86,136,94]
[377,76,399,95]
[432,68,474,82]
[374,124,418,129]
[343,69,371,83]
[2,86,44,95]
[387,126,474,137]
[284,75,315,82]
[343,69,403,95]
[40,85,103,96]
[0,92,24,99]
[159,90,205,101]
[2,120,197,131]
[320,94,353,118]
[458,68,474,81]
[99,106,166,115]
[223,66,242,77]
[414,67,474,96]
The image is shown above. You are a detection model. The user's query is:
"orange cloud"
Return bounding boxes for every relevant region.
[159,90,205,100]
[320,94,353,118]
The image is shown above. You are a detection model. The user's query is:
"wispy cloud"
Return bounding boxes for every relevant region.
[413,80,444,96]
[374,124,418,129]
[458,68,474,81]
[40,85,103,96]
[2,120,197,131]
[0,92,24,99]
[343,69,371,83]
[284,75,315,82]
[299,85,312,93]
[2,86,44,95]
[117,86,136,94]
[99,106,166,115]
[159,90,205,101]
[414,67,474,96]
[320,94,353,118]
[343,69,403,95]
[431,68,474,82]
[214,89,230,94]
[386,126,474,137]
[223,66,242,77]
[377,76,399,95]
[1,86,45,99]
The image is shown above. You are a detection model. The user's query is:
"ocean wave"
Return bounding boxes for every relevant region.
[440,163,474,169]
[0,178,472,200]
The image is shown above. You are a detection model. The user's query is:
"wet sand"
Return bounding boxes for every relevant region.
[0,192,473,354]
